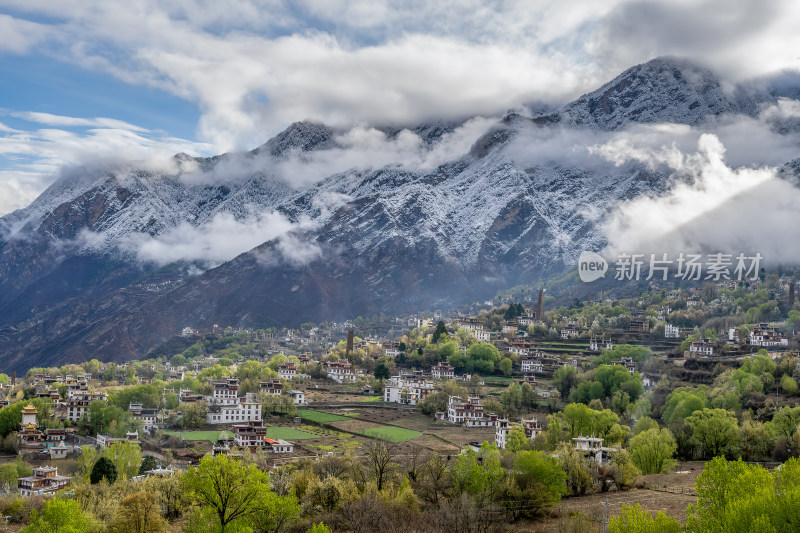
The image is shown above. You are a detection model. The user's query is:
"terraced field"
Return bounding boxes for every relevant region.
[297,409,353,423]
[163,430,233,442]
[330,419,422,442]
[265,427,319,440]
[357,426,421,442]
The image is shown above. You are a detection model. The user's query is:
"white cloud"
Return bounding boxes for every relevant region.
[269,123,440,187]
[3,0,800,157]
[0,170,50,214]
[600,133,800,263]
[179,117,497,188]
[0,116,214,216]
[4,0,800,226]
[0,14,50,54]
[117,210,312,267]
[11,112,148,132]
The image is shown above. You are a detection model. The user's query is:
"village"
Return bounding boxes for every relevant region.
[2,274,800,531]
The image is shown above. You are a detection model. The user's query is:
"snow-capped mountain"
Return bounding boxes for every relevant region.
[0,56,796,371]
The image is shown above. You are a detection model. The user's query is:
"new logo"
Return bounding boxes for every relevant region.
[578,251,608,282]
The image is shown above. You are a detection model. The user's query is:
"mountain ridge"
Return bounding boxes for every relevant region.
[0,56,798,371]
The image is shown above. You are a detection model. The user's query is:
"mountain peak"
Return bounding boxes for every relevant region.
[254,120,336,158]
[556,56,736,130]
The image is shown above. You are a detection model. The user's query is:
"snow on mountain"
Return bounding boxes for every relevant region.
[538,57,742,130]
[1,56,798,370]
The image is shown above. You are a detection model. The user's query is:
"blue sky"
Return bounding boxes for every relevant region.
[1,0,799,214]
[0,54,199,138]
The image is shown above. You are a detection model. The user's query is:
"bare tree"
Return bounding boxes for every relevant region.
[365,440,397,492]
[416,454,452,506]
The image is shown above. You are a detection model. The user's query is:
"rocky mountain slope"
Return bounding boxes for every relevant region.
[0,56,796,371]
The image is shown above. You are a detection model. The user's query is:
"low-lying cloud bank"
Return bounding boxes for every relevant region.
[598,132,800,264]
[14,98,800,273]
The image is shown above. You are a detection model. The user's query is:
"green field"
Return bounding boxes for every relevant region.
[164,430,232,442]
[265,427,319,440]
[483,376,515,384]
[356,426,421,443]
[298,409,352,423]
[358,396,382,402]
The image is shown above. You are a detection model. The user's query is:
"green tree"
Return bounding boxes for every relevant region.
[110,490,168,533]
[767,405,800,438]
[165,392,180,410]
[628,428,677,474]
[251,491,301,533]
[500,382,523,415]
[0,456,32,490]
[661,388,708,425]
[560,403,620,439]
[180,402,208,428]
[511,450,568,514]
[611,450,640,491]
[609,503,681,533]
[465,343,500,374]
[139,455,158,475]
[632,416,659,436]
[431,321,448,344]
[418,390,449,415]
[105,441,142,480]
[373,362,391,381]
[596,364,644,401]
[90,456,118,484]
[451,443,504,500]
[506,424,529,453]
[181,454,271,532]
[21,498,92,533]
[499,357,513,377]
[555,442,593,496]
[686,408,739,458]
[552,365,578,399]
[781,374,799,395]
[685,457,787,532]
[739,420,773,461]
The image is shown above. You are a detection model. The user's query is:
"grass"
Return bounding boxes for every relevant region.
[356,426,421,443]
[163,430,233,442]
[483,376,515,383]
[265,427,319,440]
[298,409,352,423]
[358,396,383,402]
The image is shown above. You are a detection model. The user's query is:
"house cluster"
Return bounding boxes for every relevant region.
[520,352,576,376]
[728,323,789,348]
[325,360,359,383]
[383,374,435,405]
[193,378,262,425]
[232,421,294,454]
[436,396,498,427]
[259,379,305,405]
[28,375,108,423]
[612,357,636,375]
[589,337,613,352]
[495,417,542,449]
[431,362,455,380]
[664,324,680,338]
[17,404,78,459]
[572,435,619,465]
[687,339,715,357]
[17,466,71,496]
[177,376,308,428]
